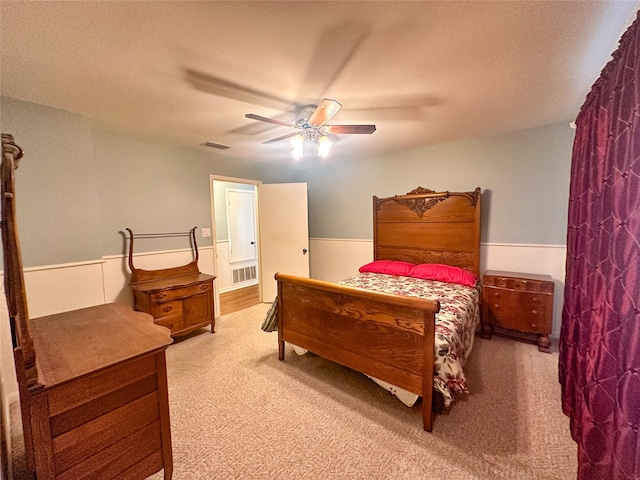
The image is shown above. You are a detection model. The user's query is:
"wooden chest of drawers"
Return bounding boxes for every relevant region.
[481,270,554,353]
[131,273,216,337]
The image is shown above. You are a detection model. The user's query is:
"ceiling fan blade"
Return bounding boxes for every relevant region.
[231,111,296,135]
[184,68,291,111]
[325,125,376,134]
[245,114,296,128]
[308,99,342,127]
[296,24,369,101]
[262,132,299,144]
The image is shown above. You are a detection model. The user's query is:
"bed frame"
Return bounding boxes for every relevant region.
[275,186,481,431]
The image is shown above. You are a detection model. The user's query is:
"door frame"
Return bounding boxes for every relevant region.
[209,174,262,319]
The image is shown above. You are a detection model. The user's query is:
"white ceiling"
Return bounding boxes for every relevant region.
[1,1,638,163]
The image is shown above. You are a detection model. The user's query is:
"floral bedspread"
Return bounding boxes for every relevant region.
[339,272,480,406]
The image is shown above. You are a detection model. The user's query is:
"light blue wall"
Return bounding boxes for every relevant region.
[1,96,573,270]
[0,97,264,266]
[0,97,103,266]
[250,122,575,245]
[93,129,219,255]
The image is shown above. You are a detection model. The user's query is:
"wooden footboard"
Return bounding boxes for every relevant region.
[275,273,440,431]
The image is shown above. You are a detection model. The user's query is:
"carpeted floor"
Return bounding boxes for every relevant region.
[11,303,577,479]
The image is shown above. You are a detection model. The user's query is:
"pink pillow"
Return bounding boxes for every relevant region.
[409,263,478,287]
[359,260,415,276]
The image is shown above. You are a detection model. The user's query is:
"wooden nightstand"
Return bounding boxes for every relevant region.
[481,270,554,353]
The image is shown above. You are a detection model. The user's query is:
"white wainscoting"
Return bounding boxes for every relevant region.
[309,238,567,338]
[308,238,375,282]
[23,260,106,317]
[0,284,17,447]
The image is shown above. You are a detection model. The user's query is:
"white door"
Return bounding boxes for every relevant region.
[227,189,257,263]
[259,183,309,301]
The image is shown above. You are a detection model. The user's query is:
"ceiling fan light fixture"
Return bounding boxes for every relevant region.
[317,135,333,158]
[290,133,304,148]
[292,145,304,159]
[290,133,304,159]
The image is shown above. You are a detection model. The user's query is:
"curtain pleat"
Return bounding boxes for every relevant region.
[559,11,640,480]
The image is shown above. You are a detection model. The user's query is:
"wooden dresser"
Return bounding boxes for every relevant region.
[1,134,173,479]
[128,228,216,336]
[481,270,554,353]
[26,305,174,479]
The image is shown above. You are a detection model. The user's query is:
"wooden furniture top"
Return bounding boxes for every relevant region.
[373,187,482,277]
[30,303,172,387]
[129,272,214,293]
[483,270,553,282]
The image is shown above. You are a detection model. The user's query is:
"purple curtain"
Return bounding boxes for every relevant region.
[559,11,640,480]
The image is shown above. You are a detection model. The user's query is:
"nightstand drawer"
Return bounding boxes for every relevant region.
[485,287,551,333]
[483,275,553,293]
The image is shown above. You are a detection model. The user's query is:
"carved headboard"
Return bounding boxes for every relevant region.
[373,187,482,276]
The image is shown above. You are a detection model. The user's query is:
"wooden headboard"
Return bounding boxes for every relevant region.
[373,186,482,277]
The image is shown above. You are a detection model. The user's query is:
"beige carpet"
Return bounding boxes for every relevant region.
[11,303,577,479]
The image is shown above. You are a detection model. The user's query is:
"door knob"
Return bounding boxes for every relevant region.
[302,248,308,254]
[250,241,255,245]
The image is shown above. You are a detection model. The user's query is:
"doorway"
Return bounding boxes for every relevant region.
[209,177,310,317]
[210,175,261,317]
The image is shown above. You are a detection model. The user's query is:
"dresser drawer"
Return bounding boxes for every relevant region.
[150,300,183,319]
[154,313,183,332]
[483,275,553,294]
[485,286,551,334]
[150,281,211,303]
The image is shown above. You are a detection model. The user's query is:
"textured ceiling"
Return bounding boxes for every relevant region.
[1,1,638,163]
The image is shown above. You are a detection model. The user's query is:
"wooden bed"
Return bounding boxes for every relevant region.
[275,186,481,431]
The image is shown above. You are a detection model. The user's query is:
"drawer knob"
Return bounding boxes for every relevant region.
[493,292,501,298]
[162,306,173,313]
[531,323,538,328]
[493,304,500,310]
[198,284,209,291]
[531,309,538,315]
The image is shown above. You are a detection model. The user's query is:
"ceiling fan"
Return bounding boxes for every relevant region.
[245,99,376,157]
